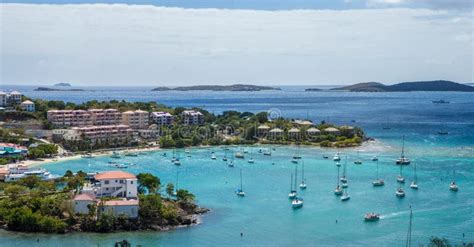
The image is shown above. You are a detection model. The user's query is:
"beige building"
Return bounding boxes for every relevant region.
[182,110,204,125]
[150,111,174,126]
[269,128,284,140]
[47,110,92,127]
[20,100,35,112]
[122,110,149,129]
[288,128,301,140]
[257,125,271,138]
[64,125,134,144]
[89,109,122,125]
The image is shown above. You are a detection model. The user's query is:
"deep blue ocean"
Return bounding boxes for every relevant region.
[0,84,473,246]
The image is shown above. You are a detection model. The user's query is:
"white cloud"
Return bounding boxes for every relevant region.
[0,3,472,86]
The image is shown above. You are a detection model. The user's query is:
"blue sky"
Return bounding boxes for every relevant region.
[1,1,473,86]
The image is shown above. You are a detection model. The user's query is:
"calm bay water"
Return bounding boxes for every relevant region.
[0,85,473,246]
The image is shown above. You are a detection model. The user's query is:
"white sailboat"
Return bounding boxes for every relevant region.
[395,185,405,198]
[293,146,302,160]
[236,169,245,197]
[228,155,235,168]
[171,149,176,162]
[410,163,418,189]
[397,165,405,183]
[299,162,307,189]
[340,156,348,186]
[333,151,341,161]
[354,150,362,165]
[335,165,343,196]
[248,150,254,163]
[172,171,179,196]
[372,160,385,187]
[371,156,378,161]
[235,147,245,159]
[341,188,350,201]
[223,149,228,161]
[110,151,121,159]
[396,136,411,165]
[291,166,303,208]
[263,149,272,156]
[449,167,459,192]
[288,173,297,199]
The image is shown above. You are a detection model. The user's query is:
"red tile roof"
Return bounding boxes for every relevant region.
[94,171,136,180]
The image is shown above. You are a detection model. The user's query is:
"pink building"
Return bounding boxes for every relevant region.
[65,125,135,144]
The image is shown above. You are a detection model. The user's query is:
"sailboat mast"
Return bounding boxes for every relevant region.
[405,206,413,247]
[290,174,293,191]
[337,166,340,186]
[302,162,305,182]
[401,136,405,158]
[376,160,379,179]
[240,169,243,191]
[294,166,298,192]
[414,163,417,182]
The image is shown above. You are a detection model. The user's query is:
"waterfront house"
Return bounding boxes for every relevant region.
[150,111,175,126]
[182,110,204,125]
[269,128,284,140]
[288,128,301,140]
[257,125,271,138]
[339,126,355,137]
[73,193,96,214]
[306,127,321,140]
[20,100,35,112]
[122,110,150,129]
[324,127,340,135]
[83,171,138,199]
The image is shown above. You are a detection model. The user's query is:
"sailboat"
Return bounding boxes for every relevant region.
[334,165,343,196]
[171,149,176,162]
[288,172,297,199]
[223,149,228,162]
[341,188,350,201]
[174,151,181,166]
[110,151,121,159]
[235,147,245,159]
[248,150,255,164]
[354,150,362,165]
[228,155,235,168]
[293,146,302,160]
[340,156,348,187]
[395,184,405,198]
[410,163,418,189]
[333,151,341,161]
[372,160,384,187]
[291,166,303,208]
[263,149,272,156]
[371,156,378,161]
[299,162,307,189]
[172,171,179,196]
[211,152,217,160]
[449,167,458,192]
[397,165,405,183]
[396,136,411,165]
[236,169,245,197]
[406,206,413,247]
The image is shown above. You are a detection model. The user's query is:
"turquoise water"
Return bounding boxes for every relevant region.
[1,143,472,246]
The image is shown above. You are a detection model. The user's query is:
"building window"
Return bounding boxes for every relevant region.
[105,181,109,184]
[130,181,133,184]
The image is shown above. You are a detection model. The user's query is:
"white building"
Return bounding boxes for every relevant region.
[0,92,7,107]
[20,100,35,112]
[101,199,139,218]
[73,193,96,214]
[150,111,174,126]
[182,110,204,125]
[0,91,23,107]
[87,171,138,199]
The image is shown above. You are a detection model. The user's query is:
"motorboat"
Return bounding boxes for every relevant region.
[364,213,380,222]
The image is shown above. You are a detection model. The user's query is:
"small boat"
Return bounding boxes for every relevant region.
[235,152,245,159]
[410,163,418,190]
[263,150,272,156]
[291,158,298,164]
[299,162,307,189]
[124,151,138,157]
[341,189,350,201]
[371,156,378,161]
[354,150,362,165]
[334,185,343,195]
[248,158,254,164]
[449,181,458,192]
[397,165,405,183]
[110,151,121,159]
[211,154,217,160]
[223,149,228,161]
[323,155,329,159]
[172,171,179,196]
[185,149,190,154]
[293,146,302,160]
[174,158,181,166]
[236,169,245,197]
[364,213,380,222]
[432,100,449,104]
[340,156,348,184]
[437,131,449,135]
[291,197,304,209]
[395,187,405,198]
[341,182,348,188]
[115,163,128,169]
[243,149,249,154]
[335,162,341,167]
[223,157,228,161]
[396,136,411,165]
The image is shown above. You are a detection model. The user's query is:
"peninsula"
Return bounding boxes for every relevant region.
[329,80,474,92]
[151,84,280,91]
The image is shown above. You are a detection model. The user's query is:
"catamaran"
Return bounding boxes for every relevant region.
[340,156,348,184]
[354,150,362,165]
[335,165,343,196]
[236,169,245,197]
[235,149,245,159]
[299,162,307,189]
[333,151,341,161]
[396,136,411,165]
[263,149,272,156]
[395,185,405,198]
[410,163,418,189]
[372,160,384,187]
[397,165,405,183]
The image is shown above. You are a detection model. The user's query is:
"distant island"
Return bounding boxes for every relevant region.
[34,87,85,91]
[329,80,474,92]
[304,88,323,92]
[152,84,280,91]
[53,83,71,87]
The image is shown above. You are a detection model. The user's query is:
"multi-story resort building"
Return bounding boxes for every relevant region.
[63,125,135,144]
[122,110,149,129]
[47,110,93,127]
[74,171,139,218]
[150,111,174,126]
[89,109,123,125]
[0,91,23,107]
[182,110,204,125]
[20,100,35,112]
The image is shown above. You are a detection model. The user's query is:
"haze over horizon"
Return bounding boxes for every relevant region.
[1,0,472,87]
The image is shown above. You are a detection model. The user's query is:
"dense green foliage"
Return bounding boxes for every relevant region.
[28,144,58,159]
